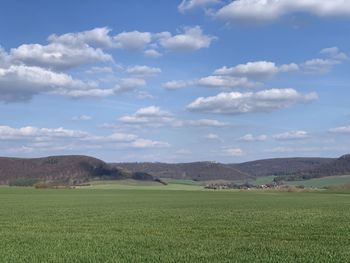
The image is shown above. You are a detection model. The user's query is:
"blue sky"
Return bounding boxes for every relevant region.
[0,0,350,162]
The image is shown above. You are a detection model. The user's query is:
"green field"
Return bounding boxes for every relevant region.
[1,187,350,262]
[285,175,350,188]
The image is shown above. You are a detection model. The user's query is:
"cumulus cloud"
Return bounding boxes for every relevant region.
[47,27,115,48]
[214,61,299,80]
[126,65,161,77]
[239,134,267,142]
[187,88,318,114]
[273,130,309,140]
[113,31,152,50]
[216,0,350,24]
[10,37,112,71]
[178,0,221,13]
[158,26,216,52]
[0,65,114,102]
[119,106,174,126]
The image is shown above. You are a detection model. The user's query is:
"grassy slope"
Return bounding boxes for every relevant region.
[83,179,203,191]
[1,188,350,262]
[285,175,350,188]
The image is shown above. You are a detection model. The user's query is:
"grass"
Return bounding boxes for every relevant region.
[1,187,350,262]
[285,175,350,188]
[82,179,203,191]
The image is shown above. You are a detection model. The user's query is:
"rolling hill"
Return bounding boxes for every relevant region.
[0,155,153,185]
[1,154,349,186]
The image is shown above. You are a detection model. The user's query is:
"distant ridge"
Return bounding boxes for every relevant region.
[1,154,349,185]
[113,157,337,181]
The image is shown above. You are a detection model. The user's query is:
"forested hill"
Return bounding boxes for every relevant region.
[0,155,153,185]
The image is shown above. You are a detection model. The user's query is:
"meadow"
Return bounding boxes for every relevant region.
[0,186,350,262]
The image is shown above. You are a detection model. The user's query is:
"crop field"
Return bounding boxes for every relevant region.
[0,187,350,262]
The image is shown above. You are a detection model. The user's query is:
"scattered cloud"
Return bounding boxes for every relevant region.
[144,49,162,58]
[239,134,267,142]
[187,88,318,114]
[0,125,88,140]
[223,147,244,157]
[131,138,170,148]
[158,26,216,52]
[126,65,161,77]
[119,106,229,128]
[302,47,348,73]
[113,31,152,50]
[114,78,146,93]
[11,35,113,71]
[0,124,170,152]
[214,61,299,80]
[0,65,116,102]
[162,80,195,90]
[215,0,350,24]
[273,130,309,140]
[178,0,221,13]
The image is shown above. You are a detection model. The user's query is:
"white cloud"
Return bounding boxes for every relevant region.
[119,106,229,128]
[131,138,170,148]
[85,66,114,74]
[158,26,216,52]
[216,0,350,24]
[144,49,162,58]
[184,119,228,127]
[273,130,309,140]
[71,115,92,121]
[223,147,244,157]
[178,0,221,13]
[205,133,221,140]
[329,125,350,134]
[0,65,113,102]
[197,75,258,88]
[162,80,195,90]
[126,65,161,77]
[187,88,318,114]
[0,125,88,140]
[214,61,299,80]
[119,106,174,127]
[0,124,170,152]
[113,31,152,50]
[162,75,258,90]
[114,78,147,93]
[47,27,115,48]
[10,37,112,71]
[239,134,267,142]
[302,47,348,73]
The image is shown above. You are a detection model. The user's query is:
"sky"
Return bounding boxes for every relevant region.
[0,0,350,163]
